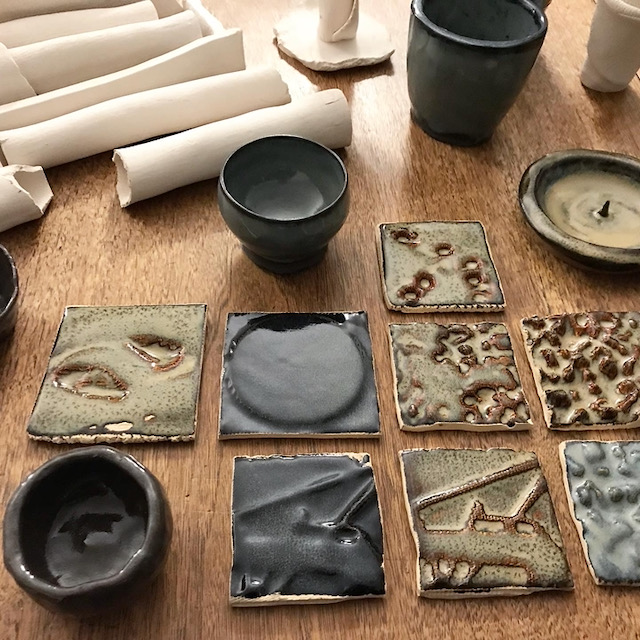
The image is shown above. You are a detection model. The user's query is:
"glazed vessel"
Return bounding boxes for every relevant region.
[0,244,18,340]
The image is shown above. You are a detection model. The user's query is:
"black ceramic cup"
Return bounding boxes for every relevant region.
[218,135,349,274]
[3,446,172,617]
[0,244,18,340]
[407,0,548,146]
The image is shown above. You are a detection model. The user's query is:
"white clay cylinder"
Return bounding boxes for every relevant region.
[318,0,359,42]
[0,68,291,169]
[9,11,202,94]
[0,44,35,106]
[0,165,52,233]
[184,0,225,35]
[0,31,245,131]
[0,2,159,49]
[581,0,640,92]
[0,0,138,23]
[113,89,352,207]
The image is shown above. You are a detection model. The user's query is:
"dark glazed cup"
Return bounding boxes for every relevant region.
[408,0,548,146]
[3,446,172,617]
[0,244,18,340]
[218,135,349,274]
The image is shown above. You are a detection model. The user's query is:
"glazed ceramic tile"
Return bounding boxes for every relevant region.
[560,440,640,586]
[389,322,531,431]
[219,312,380,438]
[230,453,385,605]
[378,221,505,312]
[400,448,573,598]
[521,312,640,430]
[27,305,207,443]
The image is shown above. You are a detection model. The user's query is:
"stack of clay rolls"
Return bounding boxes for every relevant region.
[114,89,352,206]
[0,31,245,130]
[0,68,292,168]
[0,165,52,233]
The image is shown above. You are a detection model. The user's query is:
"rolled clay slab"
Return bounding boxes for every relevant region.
[0,44,34,106]
[9,11,202,94]
[184,0,225,35]
[0,0,138,23]
[0,165,52,233]
[0,68,291,169]
[318,0,359,42]
[114,89,352,206]
[0,2,159,48]
[0,31,245,131]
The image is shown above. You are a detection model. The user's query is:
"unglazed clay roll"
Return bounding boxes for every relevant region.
[10,11,202,94]
[0,0,138,23]
[184,0,225,35]
[0,2,158,48]
[0,68,291,169]
[113,89,352,206]
[0,44,34,105]
[318,0,359,42]
[0,165,52,233]
[0,32,245,130]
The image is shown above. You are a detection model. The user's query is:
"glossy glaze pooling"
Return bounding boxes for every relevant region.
[28,305,207,442]
[401,449,573,597]
[379,222,504,312]
[230,454,385,604]
[219,312,379,437]
[390,322,530,430]
[561,441,640,585]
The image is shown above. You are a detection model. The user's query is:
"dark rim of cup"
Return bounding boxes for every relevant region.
[411,0,547,51]
[3,446,168,598]
[0,245,18,320]
[219,135,348,224]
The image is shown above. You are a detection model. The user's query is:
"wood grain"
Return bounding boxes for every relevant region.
[1,0,639,638]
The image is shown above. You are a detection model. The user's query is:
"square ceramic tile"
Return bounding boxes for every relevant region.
[521,311,640,430]
[230,453,385,605]
[560,440,640,586]
[378,221,505,312]
[219,312,380,438]
[27,304,207,443]
[400,448,573,598]
[389,322,531,431]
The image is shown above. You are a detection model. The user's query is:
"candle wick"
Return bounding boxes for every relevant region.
[596,200,611,218]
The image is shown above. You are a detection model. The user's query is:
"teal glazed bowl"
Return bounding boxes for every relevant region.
[218,135,349,274]
[3,446,172,617]
[0,244,18,340]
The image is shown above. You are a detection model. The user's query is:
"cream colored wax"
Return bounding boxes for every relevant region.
[544,171,640,248]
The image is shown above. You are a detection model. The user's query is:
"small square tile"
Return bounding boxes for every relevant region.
[378,221,505,312]
[400,448,573,598]
[219,312,380,438]
[389,322,531,431]
[27,304,207,443]
[230,453,385,605]
[521,311,640,430]
[560,440,640,586]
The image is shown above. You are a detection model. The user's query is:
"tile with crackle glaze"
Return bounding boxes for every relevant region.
[400,448,573,598]
[27,304,207,443]
[219,312,379,438]
[521,312,640,430]
[230,453,385,605]
[560,440,640,586]
[389,322,531,431]
[378,221,505,312]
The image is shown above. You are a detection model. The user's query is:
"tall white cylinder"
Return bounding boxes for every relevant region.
[318,0,359,42]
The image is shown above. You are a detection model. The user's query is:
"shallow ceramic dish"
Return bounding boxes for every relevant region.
[519,149,640,272]
[3,446,172,617]
[0,244,18,340]
[218,135,349,274]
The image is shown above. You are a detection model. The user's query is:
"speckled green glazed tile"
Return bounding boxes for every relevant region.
[378,221,505,312]
[400,448,574,598]
[521,312,640,430]
[27,304,207,443]
[389,322,531,431]
[560,440,640,586]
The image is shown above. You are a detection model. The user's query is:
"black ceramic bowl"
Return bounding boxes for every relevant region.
[3,446,172,617]
[0,244,18,340]
[218,135,349,274]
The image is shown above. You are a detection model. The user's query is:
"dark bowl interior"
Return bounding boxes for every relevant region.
[221,137,347,222]
[0,245,17,316]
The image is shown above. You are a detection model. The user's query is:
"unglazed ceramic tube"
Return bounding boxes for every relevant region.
[0,2,159,49]
[9,12,202,94]
[0,32,245,131]
[0,165,52,233]
[114,89,352,206]
[184,0,225,35]
[0,68,291,169]
[0,44,35,105]
[318,0,359,42]
[0,0,137,23]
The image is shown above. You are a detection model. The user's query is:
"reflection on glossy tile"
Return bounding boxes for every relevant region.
[28,305,207,443]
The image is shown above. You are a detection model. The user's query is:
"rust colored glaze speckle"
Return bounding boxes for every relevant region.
[521,311,640,430]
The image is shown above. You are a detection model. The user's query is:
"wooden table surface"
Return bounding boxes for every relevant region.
[1,0,640,637]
